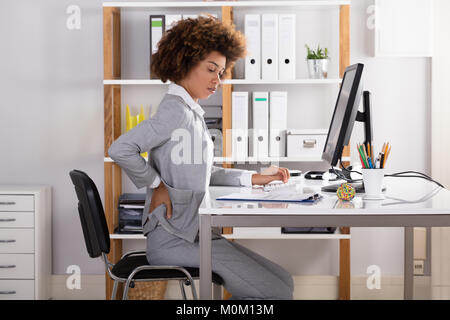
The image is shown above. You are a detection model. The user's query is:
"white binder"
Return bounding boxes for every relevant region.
[261,14,278,81]
[269,91,288,157]
[149,15,165,79]
[231,92,249,160]
[278,14,296,80]
[245,14,261,80]
[250,92,269,158]
[183,14,198,19]
[165,15,182,31]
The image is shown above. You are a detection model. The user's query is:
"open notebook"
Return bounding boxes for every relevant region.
[216,192,321,203]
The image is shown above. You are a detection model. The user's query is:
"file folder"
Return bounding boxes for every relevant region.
[278,14,296,80]
[232,92,249,160]
[245,14,261,80]
[261,14,278,81]
[250,92,269,158]
[149,15,165,79]
[216,192,321,203]
[269,91,288,157]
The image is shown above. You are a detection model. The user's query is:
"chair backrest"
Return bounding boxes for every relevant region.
[69,169,110,257]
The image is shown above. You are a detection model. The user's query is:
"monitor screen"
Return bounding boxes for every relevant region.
[322,63,364,166]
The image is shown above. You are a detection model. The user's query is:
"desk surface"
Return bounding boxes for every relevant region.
[199,176,449,215]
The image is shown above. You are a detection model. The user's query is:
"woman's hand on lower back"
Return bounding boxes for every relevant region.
[149,182,173,219]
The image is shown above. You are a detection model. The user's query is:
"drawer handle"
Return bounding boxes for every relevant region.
[0,265,16,269]
[0,240,16,243]
[0,218,16,222]
[0,291,16,295]
[0,202,16,205]
[303,139,317,148]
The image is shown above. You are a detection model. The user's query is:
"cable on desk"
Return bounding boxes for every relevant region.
[385,172,445,189]
[335,157,446,189]
[339,158,362,176]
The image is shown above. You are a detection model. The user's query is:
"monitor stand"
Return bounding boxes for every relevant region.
[321,182,386,193]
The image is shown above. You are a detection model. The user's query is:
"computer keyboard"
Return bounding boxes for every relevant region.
[263,179,298,192]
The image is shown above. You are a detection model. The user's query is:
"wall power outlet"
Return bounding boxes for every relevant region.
[414,260,425,276]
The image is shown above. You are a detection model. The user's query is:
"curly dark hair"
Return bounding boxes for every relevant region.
[151,16,246,82]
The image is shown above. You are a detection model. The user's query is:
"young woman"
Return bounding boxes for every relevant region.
[109,16,293,300]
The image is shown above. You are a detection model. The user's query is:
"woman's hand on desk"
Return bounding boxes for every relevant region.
[251,166,290,185]
[149,182,173,219]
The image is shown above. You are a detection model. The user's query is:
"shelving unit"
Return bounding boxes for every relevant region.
[103,0,351,300]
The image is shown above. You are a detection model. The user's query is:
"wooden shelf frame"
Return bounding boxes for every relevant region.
[103,1,351,301]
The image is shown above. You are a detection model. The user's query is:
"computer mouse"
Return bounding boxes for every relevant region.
[304,171,325,180]
[289,170,302,177]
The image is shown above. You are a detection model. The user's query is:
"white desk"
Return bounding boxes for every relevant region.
[198,177,450,300]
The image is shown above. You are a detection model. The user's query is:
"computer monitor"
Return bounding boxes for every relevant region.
[321,63,375,193]
[322,63,365,166]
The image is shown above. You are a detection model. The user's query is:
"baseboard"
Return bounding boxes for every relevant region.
[51,275,106,300]
[50,274,440,300]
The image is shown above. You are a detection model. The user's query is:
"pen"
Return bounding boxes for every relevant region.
[357,144,366,168]
[367,157,373,169]
[371,143,374,164]
[382,142,389,168]
[362,143,368,162]
[358,144,369,168]
[370,143,374,162]
[384,145,391,168]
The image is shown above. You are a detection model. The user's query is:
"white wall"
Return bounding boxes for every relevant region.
[431,0,450,299]
[0,0,431,277]
[346,0,431,276]
[0,0,105,274]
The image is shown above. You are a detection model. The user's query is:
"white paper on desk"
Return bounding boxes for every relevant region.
[216,192,317,202]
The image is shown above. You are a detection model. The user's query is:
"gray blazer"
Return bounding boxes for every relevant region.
[108,93,249,243]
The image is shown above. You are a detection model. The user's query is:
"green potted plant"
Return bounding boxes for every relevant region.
[305,44,329,79]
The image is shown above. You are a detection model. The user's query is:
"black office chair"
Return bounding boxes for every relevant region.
[69,169,223,300]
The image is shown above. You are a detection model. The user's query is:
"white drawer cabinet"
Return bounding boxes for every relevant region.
[0,186,51,300]
[0,280,35,300]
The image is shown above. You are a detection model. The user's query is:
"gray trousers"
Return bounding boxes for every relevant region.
[145,225,294,300]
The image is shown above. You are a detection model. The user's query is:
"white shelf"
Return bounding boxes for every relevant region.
[214,156,323,163]
[110,233,146,240]
[213,156,351,163]
[225,79,342,85]
[103,79,166,85]
[223,233,351,240]
[104,156,351,163]
[103,1,351,8]
[103,79,342,85]
[110,232,350,240]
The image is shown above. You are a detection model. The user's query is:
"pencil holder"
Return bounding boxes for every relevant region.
[362,168,385,200]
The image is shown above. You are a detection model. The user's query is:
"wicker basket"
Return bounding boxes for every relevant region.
[127,280,168,300]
